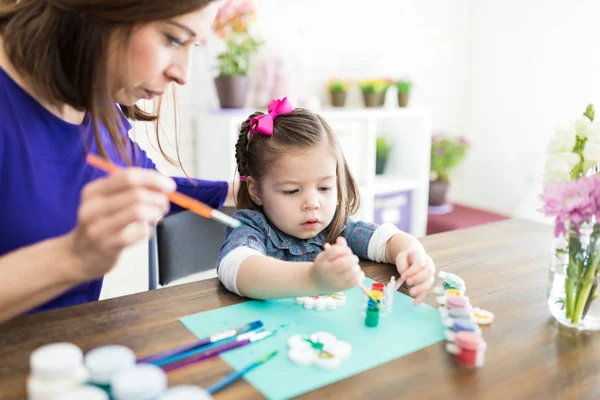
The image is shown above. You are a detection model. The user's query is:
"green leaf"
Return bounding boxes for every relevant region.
[584,104,595,122]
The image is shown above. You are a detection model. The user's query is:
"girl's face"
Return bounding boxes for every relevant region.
[108,3,220,106]
[248,144,339,240]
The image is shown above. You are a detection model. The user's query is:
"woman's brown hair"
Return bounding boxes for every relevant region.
[0,0,215,165]
[235,108,361,244]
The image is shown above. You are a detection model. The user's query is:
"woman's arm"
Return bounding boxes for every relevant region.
[0,168,175,323]
[0,236,83,322]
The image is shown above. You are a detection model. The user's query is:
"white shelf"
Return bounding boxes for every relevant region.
[373,176,427,194]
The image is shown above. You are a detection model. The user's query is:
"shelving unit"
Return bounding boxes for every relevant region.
[194,107,432,237]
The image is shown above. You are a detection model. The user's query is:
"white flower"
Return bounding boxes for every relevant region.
[573,117,592,139]
[547,124,576,154]
[544,152,581,184]
[586,121,600,142]
[583,141,600,173]
[288,332,352,370]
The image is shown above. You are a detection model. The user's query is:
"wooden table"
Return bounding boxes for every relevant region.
[1,219,599,400]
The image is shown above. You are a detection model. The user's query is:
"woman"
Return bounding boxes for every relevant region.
[0,0,228,322]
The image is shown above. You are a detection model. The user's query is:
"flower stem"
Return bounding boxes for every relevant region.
[572,251,600,324]
[565,277,575,319]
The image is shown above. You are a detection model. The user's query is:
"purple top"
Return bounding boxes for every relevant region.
[0,66,228,314]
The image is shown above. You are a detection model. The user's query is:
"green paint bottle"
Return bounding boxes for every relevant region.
[365,306,380,327]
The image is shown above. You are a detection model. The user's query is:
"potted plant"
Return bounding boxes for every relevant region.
[395,80,412,107]
[328,78,349,107]
[359,79,392,107]
[429,135,469,206]
[212,0,262,108]
[376,137,392,175]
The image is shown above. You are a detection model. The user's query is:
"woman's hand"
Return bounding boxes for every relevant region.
[65,169,175,281]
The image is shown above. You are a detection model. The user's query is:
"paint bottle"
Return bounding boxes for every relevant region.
[365,305,380,327]
[158,386,213,400]
[445,331,486,368]
[84,345,136,395]
[111,364,167,400]
[56,385,109,400]
[27,343,89,400]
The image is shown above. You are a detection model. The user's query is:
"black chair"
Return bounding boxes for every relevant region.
[148,208,234,290]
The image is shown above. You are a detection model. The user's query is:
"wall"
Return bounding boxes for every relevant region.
[451,0,600,223]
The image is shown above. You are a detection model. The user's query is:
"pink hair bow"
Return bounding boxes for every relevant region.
[249,97,295,136]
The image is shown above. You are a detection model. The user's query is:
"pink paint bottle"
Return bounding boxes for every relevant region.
[445,331,486,368]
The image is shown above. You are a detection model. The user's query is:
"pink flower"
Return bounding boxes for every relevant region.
[540,174,600,237]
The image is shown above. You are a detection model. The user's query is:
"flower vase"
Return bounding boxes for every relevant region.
[548,221,600,331]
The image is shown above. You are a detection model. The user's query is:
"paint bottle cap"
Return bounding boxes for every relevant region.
[472,308,495,325]
[453,318,478,332]
[455,331,482,350]
[30,343,84,379]
[111,364,167,400]
[438,271,466,287]
[158,385,213,400]
[56,385,109,400]
[372,282,385,292]
[85,345,136,384]
[446,296,470,309]
[27,366,88,399]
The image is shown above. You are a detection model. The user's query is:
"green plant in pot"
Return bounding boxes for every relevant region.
[328,78,349,107]
[429,135,469,206]
[359,79,392,107]
[376,137,392,175]
[395,80,412,107]
[212,0,262,108]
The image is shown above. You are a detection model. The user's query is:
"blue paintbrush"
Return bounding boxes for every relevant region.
[207,350,279,394]
[137,320,263,364]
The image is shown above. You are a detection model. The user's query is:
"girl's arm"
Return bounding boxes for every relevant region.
[224,238,363,299]
[384,231,426,263]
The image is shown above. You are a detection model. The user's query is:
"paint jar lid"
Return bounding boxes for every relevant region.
[27,367,89,399]
[438,271,466,287]
[85,345,136,384]
[30,343,84,379]
[446,296,469,309]
[56,385,109,400]
[371,283,385,291]
[111,364,167,400]
[453,318,478,332]
[158,385,213,400]
[455,331,482,350]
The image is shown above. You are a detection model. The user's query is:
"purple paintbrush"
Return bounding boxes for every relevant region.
[161,329,276,373]
[137,320,263,364]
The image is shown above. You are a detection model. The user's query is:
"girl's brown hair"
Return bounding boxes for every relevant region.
[235,108,361,244]
[0,0,215,165]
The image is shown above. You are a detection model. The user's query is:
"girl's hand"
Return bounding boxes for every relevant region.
[311,237,364,293]
[395,249,435,305]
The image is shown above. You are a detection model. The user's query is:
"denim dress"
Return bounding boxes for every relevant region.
[217,210,380,270]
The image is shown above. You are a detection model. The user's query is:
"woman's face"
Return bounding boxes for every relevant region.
[109,3,220,106]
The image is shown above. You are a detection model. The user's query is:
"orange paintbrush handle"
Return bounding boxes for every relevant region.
[86,153,119,174]
[168,191,212,219]
[85,154,241,228]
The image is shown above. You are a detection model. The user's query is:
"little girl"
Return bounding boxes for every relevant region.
[217,97,435,305]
